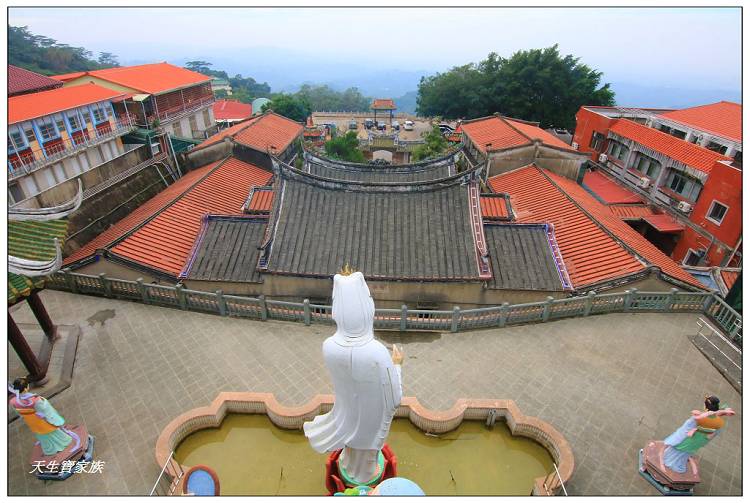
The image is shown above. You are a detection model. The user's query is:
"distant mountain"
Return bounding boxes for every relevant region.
[394,91,418,114]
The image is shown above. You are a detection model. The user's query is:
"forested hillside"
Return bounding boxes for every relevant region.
[9,25,119,75]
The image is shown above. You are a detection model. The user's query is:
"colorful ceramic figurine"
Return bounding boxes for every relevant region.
[9,377,94,480]
[8,377,78,456]
[663,395,735,473]
[639,395,735,495]
[304,267,403,491]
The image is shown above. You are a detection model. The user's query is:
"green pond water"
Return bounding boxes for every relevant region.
[174,414,554,495]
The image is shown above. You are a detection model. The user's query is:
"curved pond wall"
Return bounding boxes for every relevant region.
[155,392,574,496]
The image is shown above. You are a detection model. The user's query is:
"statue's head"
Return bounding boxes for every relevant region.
[12,377,29,394]
[704,395,721,412]
[332,271,375,344]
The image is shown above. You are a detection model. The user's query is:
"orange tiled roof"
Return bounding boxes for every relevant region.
[461,116,576,153]
[8,83,124,124]
[213,99,253,121]
[371,98,396,110]
[608,204,656,220]
[545,170,703,288]
[246,187,274,213]
[609,119,731,175]
[582,170,643,204]
[64,165,216,266]
[659,101,741,142]
[54,62,211,95]
[720,269,740,291]
[505,119,575,150]
[642,214,685,233]
[194,112,303,154]
[488,165,704,289]
[480,194,510,220]
[107,157,273,276]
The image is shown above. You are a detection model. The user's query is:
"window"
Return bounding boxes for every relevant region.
[706,141,728,155]
[24,128,35,143]
[203,109,212,129]
[664,170,702,202]
[92,108,106,123]
[608,140,628,162]
[8,128,26,150]
[36,117,59,141]
[82,111,92,125]
[67,113,81,131]
[590,132,605,150]
[189,114,198,133]
[706,201,728,225]
[683,249,702,266]
[8,183,25,205]
[633,154,661,178]
[172,121,183,137]
[56,117,66,133]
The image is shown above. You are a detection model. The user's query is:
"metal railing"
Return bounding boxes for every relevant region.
[47,270,743,344]
[152,95,215,123]
[542,463,568,496]
[8,118,136,179]
[149,451,184,496]
[693,317,742,392]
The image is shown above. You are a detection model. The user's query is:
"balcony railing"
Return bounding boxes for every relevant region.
[146,95,215,125]
[8,117,136,180]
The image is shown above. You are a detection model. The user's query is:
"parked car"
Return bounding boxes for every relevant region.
[391,120,400,131]
[364,119,374,129]
[377,121,387,131]
[438,123,454,134]
[349,119,358,130]
[403,120,415,131]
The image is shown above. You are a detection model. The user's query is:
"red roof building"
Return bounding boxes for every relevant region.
[572,103,742,269]
[54,62,216,139]
[488,164,704,290]
[8,83,124,124]
[193,112,303,155]
[371,98,397,110]
[213,100,253,122]
[65,156,273,276]
[659,101,741,143]
[8,65,63,96]
[53,62,211,95]
[461,115,577,153]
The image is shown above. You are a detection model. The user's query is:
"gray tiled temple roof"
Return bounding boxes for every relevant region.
[260,164,483,281]
[484,224,564,291]
[185,216,268,283]
[303,149,458,183]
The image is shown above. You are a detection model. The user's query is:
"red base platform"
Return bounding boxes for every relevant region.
[642,440,700,491]
[324,444,398,495]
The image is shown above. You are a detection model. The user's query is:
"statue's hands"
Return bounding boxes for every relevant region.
[391,344,404,365]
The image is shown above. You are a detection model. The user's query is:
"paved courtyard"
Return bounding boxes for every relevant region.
[8,290,741,496]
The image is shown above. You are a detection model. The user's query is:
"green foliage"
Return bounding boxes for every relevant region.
[261,94,312,122]
[8,25,113,75]
[214,89,229,99]
[412,126,450,161]
[228,74,272,103]
[185,60,213,75]
[324,131,366,163]
[296,84,370,112]
[416,45,615,130]
[97,52,119,67]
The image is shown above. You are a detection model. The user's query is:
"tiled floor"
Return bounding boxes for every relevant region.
[8,290,742,495]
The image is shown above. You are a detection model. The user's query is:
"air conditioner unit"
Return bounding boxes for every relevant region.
[637,176,651,189]
[598,153,608,163]
[571,142,579,150]
[677,201,692,213]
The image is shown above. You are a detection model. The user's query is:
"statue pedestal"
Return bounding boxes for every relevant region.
[30,424,94,481]
[638,440,700,495]
[324,444,398,495]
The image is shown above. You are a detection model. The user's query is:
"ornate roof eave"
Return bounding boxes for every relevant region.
[8,238,62,277]
[9,180,82,221]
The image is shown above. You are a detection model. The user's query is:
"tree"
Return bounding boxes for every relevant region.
[412,126,450,161]
[98,52,119,67]
[262,94,312,122]
[324,131,366,163]
[185,60,213,75]
[8,25,111,75]
[416,45,615,130]
[296,84,370,112]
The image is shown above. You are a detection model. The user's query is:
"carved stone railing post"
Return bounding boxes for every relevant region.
[542,297,555,322]
[259,295,268,321]
[99,273,112,297]
[583,291,596,316]
[400,304,408,332]
[451,306,461,332]
[216,290,227,316]
[303,299,311,326]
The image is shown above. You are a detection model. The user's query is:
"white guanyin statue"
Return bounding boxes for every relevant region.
[303,268,403,485]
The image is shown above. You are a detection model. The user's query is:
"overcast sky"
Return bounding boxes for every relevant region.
[9,7,741,91]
